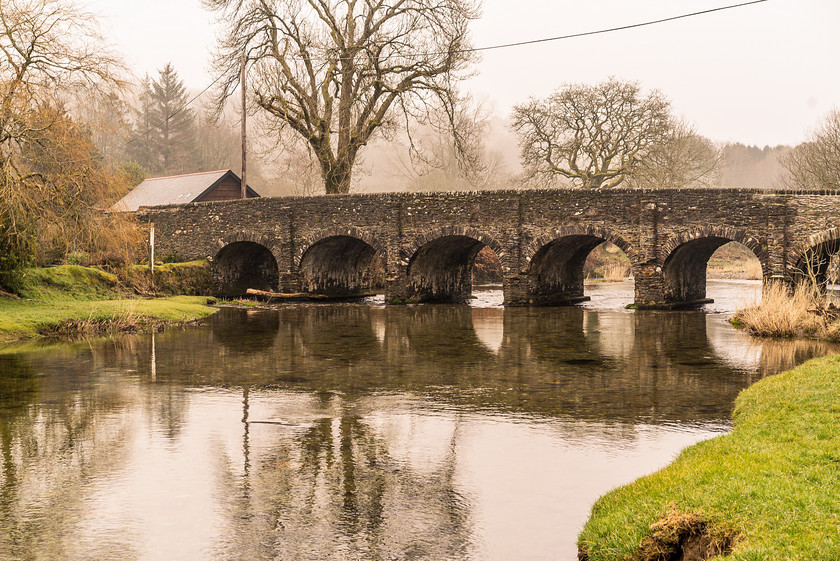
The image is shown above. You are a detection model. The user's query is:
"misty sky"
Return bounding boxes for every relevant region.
[83,0,839,146]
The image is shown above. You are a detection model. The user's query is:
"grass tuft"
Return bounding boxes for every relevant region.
[733,282,829,338]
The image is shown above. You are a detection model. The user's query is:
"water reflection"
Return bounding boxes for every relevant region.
[160,304,759,423]
[1,282,838,560]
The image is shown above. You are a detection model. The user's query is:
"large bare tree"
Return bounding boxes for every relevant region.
[204,0,479,194]
[511,78,672,189]
[782,109,840,190]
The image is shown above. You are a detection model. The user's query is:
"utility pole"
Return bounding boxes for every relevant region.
[240,51,247,199]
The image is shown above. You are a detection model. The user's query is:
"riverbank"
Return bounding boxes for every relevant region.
[0,264,217,344]
[577,354,840,560]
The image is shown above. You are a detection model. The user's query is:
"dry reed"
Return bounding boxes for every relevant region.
[707,258,763,280]
[734,281,827,338]
[598,261,631,282]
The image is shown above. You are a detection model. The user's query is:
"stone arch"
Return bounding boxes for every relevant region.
[522,225,634,306]
[404,226,505,302]
[295,226,383,268]
[296,227,384,296]
[791,227,840,286]
[212,232,281,297]
[214,230,283,260]
[660,226,768,267]
[402,226,505,265]
[522,225,634,269]
[660,226,768,304]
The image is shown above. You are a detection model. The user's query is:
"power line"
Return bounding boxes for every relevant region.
[458,0,769,56]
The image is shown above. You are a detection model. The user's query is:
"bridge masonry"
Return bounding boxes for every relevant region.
[137,188,840,309]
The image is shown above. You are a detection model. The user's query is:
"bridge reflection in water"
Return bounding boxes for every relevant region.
[1,287,837,560]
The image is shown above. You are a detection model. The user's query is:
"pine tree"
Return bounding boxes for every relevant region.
[131,64,197,175]
[129,75,159,172]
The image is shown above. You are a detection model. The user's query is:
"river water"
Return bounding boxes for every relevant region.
[1,280,837,560]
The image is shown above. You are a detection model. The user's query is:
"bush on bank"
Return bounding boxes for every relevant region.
[577,354,840,560]
[120,260,212,296]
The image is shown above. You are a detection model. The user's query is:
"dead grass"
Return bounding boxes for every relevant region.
[598,261,631,282]
[707,258,763,280]
[631,505,737,561]
[585,243,631,281]
[733,281,827,338]
[707,242,763,280]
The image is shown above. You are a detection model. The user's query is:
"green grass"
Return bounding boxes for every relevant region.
[578,354,840,560]
[0,295,217,343]
[0,265,217,343]
[17,265,120,300]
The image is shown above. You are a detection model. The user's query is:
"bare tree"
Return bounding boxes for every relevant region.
[396,129,506,192]
[511,78,672,189]
[782,109,840,190]
[204,0,480,194]
[0,0,127,287]
[627,119,720,189]
[387,99,510,191]
[0,0,121,149]
[719,143,789,189]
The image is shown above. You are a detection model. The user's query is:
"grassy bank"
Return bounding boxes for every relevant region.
[0,264,217,344]
[578,354,840,560]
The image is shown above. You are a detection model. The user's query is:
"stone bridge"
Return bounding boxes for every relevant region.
[137,188,840,308]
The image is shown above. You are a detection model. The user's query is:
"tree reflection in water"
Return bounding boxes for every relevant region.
[212,389,470,561]
[0,351,140,560]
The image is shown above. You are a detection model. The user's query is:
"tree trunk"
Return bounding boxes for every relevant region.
[322,158,353,194]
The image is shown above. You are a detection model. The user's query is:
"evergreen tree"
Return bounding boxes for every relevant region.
[131,64,197,175]
[129,75,159,173]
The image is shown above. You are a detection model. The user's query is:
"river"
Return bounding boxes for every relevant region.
[0,280,837,560]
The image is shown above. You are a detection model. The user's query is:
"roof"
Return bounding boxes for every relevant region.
[112,170,259,212]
